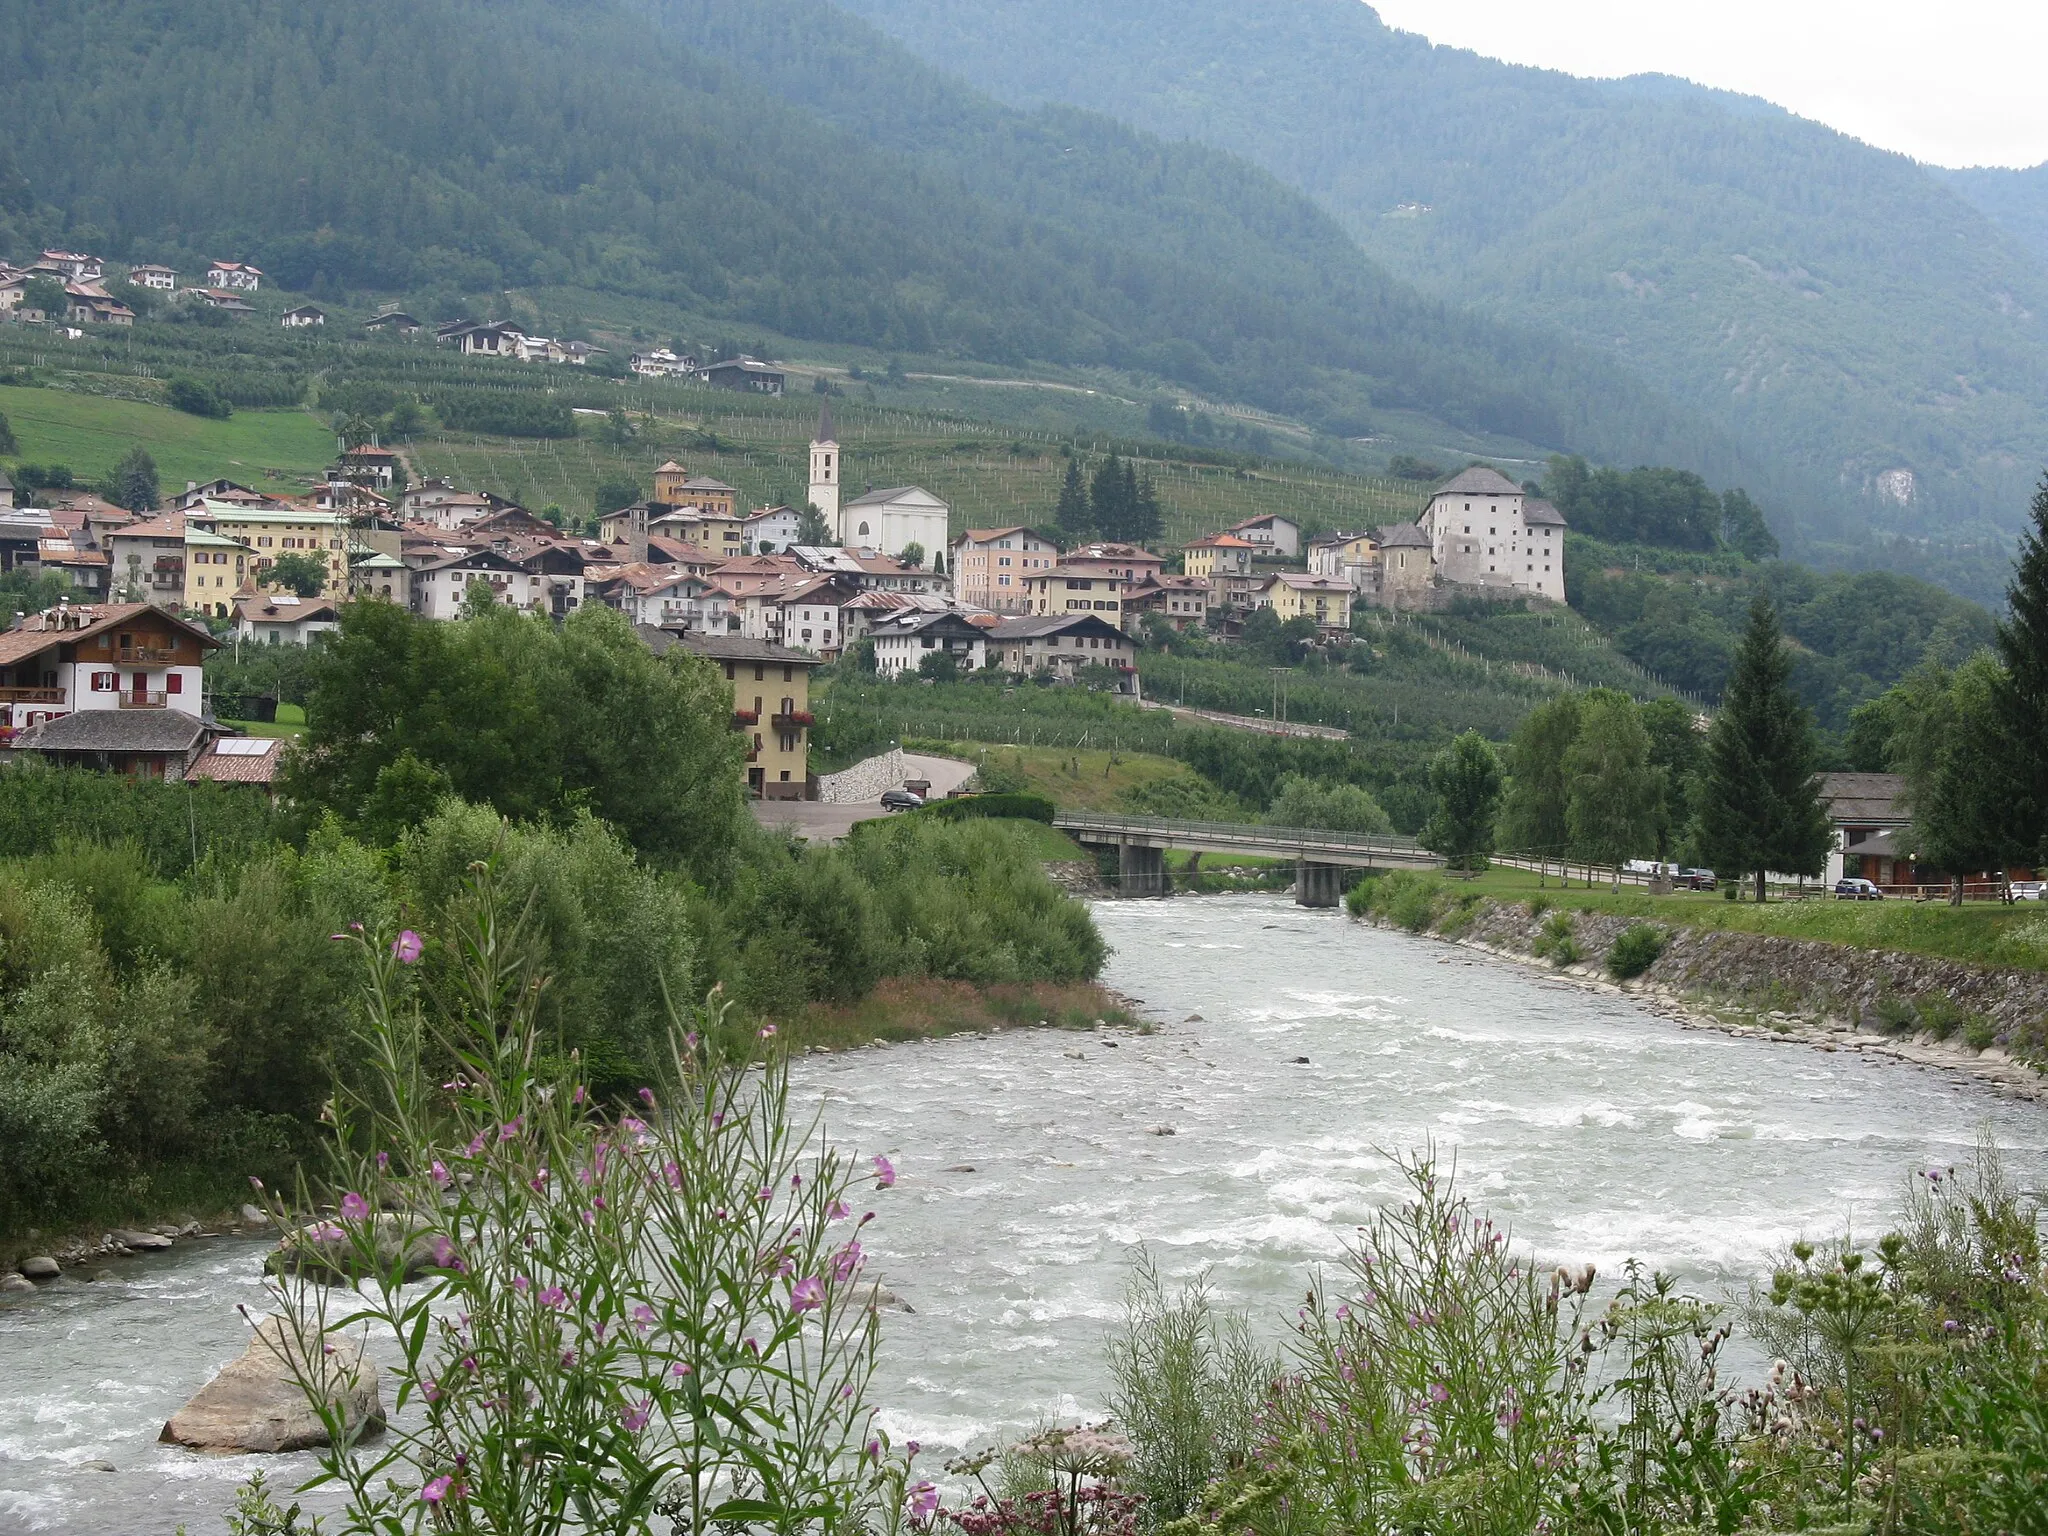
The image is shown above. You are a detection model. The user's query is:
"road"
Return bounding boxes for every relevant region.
[748,752,977,843]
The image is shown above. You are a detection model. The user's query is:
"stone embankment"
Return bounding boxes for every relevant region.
[2,1207,274,1294]
[1370,897,2048,1104]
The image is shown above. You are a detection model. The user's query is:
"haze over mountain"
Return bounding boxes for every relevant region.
[0,0,1738,486]
[833,0,2048,578]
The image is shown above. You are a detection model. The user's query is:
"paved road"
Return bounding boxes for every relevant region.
[748,752,977,843]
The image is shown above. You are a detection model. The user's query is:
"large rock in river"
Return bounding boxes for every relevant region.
[266,1213,444,1285]
[160,1315,385,1453]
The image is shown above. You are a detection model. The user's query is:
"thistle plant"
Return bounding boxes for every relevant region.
[254,857,905,1535]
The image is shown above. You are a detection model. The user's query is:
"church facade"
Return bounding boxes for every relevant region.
[807,403,950,567]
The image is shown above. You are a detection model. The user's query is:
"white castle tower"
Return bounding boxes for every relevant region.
[808,399,840,538]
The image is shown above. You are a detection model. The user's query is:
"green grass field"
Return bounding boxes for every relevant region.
[908,741,1196,813]
[0,386,334,492]
[1440,864,2048,972]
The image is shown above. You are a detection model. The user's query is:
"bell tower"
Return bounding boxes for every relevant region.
[808,399,841,540]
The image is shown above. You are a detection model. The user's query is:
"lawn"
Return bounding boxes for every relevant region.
[1447,864,2048,972]
[220,702,307,739]
[906,740,1194,813]
[0,385,335,491]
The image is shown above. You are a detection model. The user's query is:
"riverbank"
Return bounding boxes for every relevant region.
[1351,882,2048,1104]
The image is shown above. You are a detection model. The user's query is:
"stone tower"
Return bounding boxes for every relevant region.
[808,399,841,539]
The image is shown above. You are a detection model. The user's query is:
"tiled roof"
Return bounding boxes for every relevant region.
[1524,498,1568,527]
[1376,523,1433,548]
[647,629,819,665]
[989,613,1128,640]
[188,735,286,783]
[1817,773,1909,824]
[15,709,212,753]
[1433,466,1524,496]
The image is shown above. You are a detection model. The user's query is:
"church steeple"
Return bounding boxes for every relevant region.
[808,397,841,538]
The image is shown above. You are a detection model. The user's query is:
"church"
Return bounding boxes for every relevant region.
[807,402,950,568]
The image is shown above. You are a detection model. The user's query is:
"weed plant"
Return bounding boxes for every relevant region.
[1605,924,1666,979]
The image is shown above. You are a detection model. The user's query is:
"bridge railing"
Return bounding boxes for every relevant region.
[1053,810,1430,862]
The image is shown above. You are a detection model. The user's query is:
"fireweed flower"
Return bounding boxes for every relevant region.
[638,1087,656,1108]
[832,1241,864,1282]
[633,1304,656,1329]
[513,1275,531,1293]
[671,1361,693,1377]
[908,1481,939,1520]
[828,1199,850,1221]
[873,1155,896,1189]
[391,930,424,964]
[620,1398,653,1432]
[539,1286,568,1308]
[422,1379,441,1403]
[791,1276,824,1312]
[421,1475,453,1505]
[431,1160,451,1187]
[759,1024,777,1039]
[530,1169,550,1192]
[465,1133,487,1159]
[308,1221,344,1242]
[339,1192,371,1220]
[1428,1382,1449,1403]
[376,1152,390,1172]
[663,1161,683,1189]
[498,1118,522,1142]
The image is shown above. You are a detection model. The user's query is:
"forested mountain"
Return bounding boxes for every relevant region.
[0,0,1730,483]
[832,0,2048,567]
[1943,164,2048,267]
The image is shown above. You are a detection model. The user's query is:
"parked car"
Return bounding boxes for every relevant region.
[1676,868,1717,891]
[880,788,924,811]
[2012,880,2046,901]
[1834,877,1883,901]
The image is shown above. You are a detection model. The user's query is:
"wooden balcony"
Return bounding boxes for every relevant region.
[0,687,64,704]
[771,710,814,729]
[117,691,168,709]
[117,646,175,663]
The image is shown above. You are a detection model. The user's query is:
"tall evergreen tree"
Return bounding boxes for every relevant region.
[1090,454,1130,541]
[1054,457,1091,544]
[103,445,159,513]
[1696,597,1831,902]
[1892,655,2018,902]
[1130,468,1163,544]
[1994,476,2048,860]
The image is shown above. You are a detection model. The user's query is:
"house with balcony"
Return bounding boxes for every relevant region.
[1253,572,1353,630]
[0,602,220,770]
[987,613,1139,692]
[1124,572,1211,632]
[233,594,342,646]
[204,260,263,290]
[1182,532,1261,612]
[126,263,178,290]
[648,630,819,800]
[868,609,988,679]
[104,513,189,608]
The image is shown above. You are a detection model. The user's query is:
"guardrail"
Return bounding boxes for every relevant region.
[1053,810,1430,862]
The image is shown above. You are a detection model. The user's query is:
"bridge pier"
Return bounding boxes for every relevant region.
[1296,859,1345,908]
[1119,843,1169,898]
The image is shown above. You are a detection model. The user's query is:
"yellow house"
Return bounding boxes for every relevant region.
[186,502,351,599]
[1023,564,1127,627]
[1256,572,1353,629]
[1180,532,1256,581]
[183,528,252,616]
[670,632,819,800]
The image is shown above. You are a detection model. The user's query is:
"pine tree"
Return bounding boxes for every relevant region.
[1090,454,1128,541]
[1130,468,1163,545]
[1696,597,1831,902]
[1054,457,1091,543]
[1995,476,2048,859]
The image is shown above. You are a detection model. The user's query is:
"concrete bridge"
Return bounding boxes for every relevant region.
[1053,811,1444,906]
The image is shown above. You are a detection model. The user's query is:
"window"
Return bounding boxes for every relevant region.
[91,670,118,691]
[167,673,182,694]
[782,665,793,682]
[754,665,765,681]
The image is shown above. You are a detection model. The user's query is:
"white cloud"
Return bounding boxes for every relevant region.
[1367,0,2048,168]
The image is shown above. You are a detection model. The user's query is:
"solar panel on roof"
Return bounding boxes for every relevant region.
[214,738,277,756]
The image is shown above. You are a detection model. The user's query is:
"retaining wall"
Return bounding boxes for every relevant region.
[816,748,908,805]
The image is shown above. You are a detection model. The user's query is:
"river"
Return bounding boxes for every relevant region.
[4,894,2045,1533]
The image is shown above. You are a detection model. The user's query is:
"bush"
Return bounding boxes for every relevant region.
[431,388,574,437]
[1532,909,1580,966]
[1605,923,1665,979]
[922,792,1055,825]
[166,375,231,418]
[1357,870,1444,932]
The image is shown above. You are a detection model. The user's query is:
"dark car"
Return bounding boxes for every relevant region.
[1680,868,1717,891]
[880,788,924,811]
[1834,877,1883,901]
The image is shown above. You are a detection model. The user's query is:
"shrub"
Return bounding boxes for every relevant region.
[1606,923,1666,980]
[430,388,575,438]
[1532,909,1580,967]
[1368,870,1445,932]
[1963,1014,1999,1051]
[260,866,905,1535]
[1525,894,1552,919]
[1873,992,1918,1035]
[1917,992,1964,1040]
[923,792,1055,825]
[166,375,231,418]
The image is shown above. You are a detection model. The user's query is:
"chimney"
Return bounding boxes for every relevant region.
[628,503,649,566]
[186,481,197,494]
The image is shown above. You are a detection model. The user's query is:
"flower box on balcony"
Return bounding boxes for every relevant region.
[731,709,760,727]
[772,711,814,728]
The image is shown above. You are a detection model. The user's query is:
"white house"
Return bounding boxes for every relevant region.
[598,566,731,631]
[987,613,1138,692]
[280,304,325,329]
[838,485,949,565]
[205,261,263,291]
[0,600,216,740]
[233,593,342,645]
[629,348,696,378]
[868,609,988,678]
[1226,513,1302,558]
[743,505,805,554]
[126,263,178,291]
[1415,466,1566,603]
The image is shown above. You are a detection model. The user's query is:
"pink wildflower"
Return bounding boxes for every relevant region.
[498,1118,521,1142]
[376,1152,390,1172]
[339,1191,370,1220]
[908,1480,939,1520]
[791,1276,824,1313]
[421,1475,453,1505]
[391,930,424,964]
[431,1160,450,1186]
[663,1161,682,1189]
[539,1285,568,1308]
[638,1087,656,1108]
[672,1361,693,1377]
[422,1378,441,1403]
[620,1398,653,1433]
[633,1303,656,1329]
[873,1155,896,1189]
[828,1198,850,1220]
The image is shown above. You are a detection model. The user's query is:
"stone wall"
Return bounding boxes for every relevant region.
[1448,898,2048,1054]
[816,747,907,805]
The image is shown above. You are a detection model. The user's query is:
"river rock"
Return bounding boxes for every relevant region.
[160,1314,385,1454]
[2,1272,34,1292]
[863,1284,916,1314]
[266,1214,444,1285]
[241,1204,273,1229]
[112,1229,173,1251]
[76,1460,117,1473]
[21,1256,59,1280]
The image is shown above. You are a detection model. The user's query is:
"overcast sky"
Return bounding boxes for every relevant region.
[1368,0,2048,169]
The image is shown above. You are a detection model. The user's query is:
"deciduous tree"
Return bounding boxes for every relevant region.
[1420,730,1502,874]
[1565,690,1659,889]
[1498,692,1581,882]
